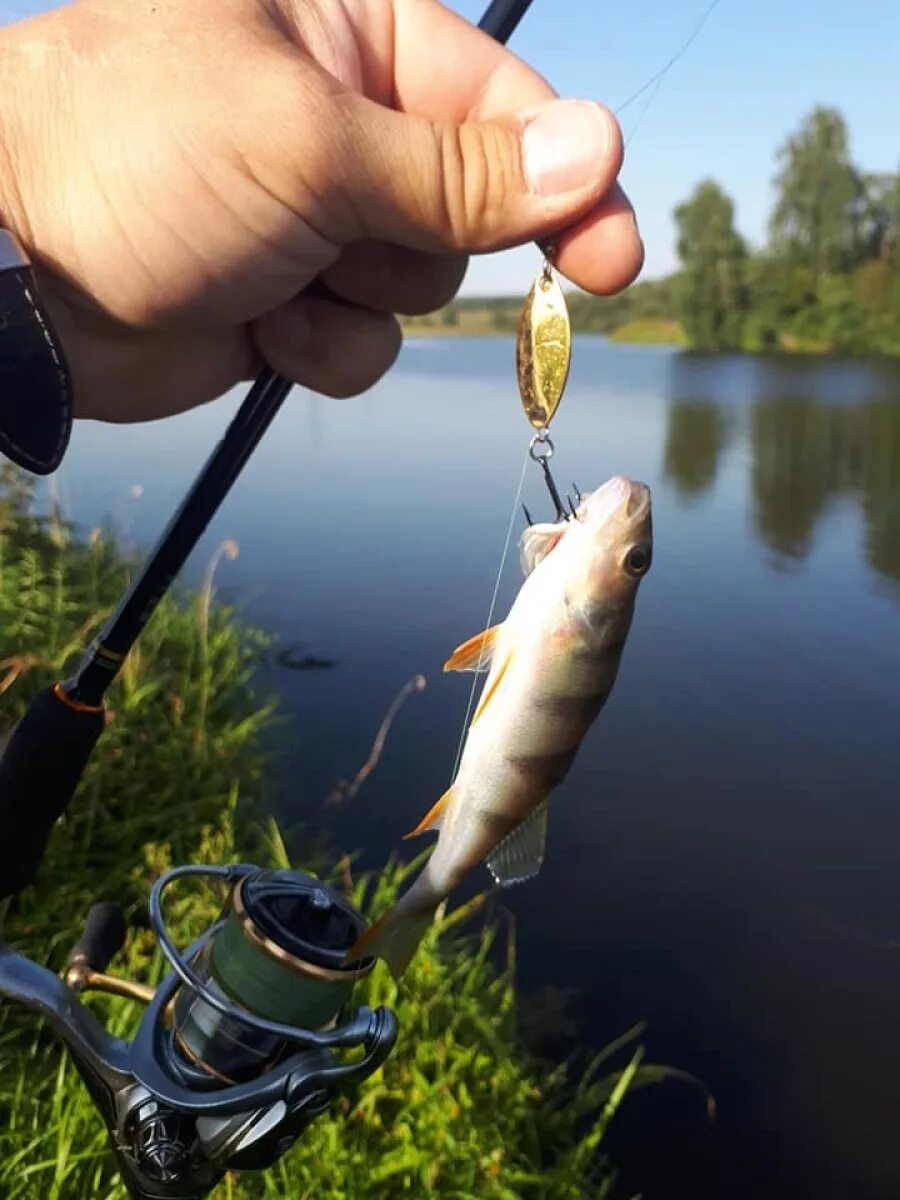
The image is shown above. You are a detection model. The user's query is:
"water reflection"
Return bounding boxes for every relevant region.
[751,399,844,560]
[664,363,900,583]
[663,402,731,498]
[860,402,900,582]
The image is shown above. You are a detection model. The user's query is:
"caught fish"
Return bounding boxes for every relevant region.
[346,474,653,979]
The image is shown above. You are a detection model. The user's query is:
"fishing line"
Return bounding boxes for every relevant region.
[447,0,724,785]
[449,444,530,785]
[615,0,725,137]
[622,74,667,148]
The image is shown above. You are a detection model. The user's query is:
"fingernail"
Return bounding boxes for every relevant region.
[522,101,614,197]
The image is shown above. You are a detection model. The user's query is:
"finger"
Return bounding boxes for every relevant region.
[64,324,255,422]
[251,296,402,398]
[281,0,557,119]
[553,184,645,295]
[329,90,623,255]
[320,242,467,315]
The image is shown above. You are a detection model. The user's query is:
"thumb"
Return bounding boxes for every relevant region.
[332,95,624,254]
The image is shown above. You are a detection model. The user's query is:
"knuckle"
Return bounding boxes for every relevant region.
[434,121,521,250]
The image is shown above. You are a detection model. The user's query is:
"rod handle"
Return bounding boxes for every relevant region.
[0,686,106,899]
[67,902,127,975]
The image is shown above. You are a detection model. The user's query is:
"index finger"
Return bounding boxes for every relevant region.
[391,0,555,120]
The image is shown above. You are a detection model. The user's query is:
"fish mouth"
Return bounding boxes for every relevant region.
[582,475,651,525]
[624,479,651,521]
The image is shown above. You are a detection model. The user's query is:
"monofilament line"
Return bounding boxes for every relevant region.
[615,0,724,142]
[449,445,531,785]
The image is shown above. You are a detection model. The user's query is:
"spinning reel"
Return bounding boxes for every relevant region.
[0,864,396,1199]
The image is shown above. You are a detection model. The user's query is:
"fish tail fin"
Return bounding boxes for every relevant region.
[343,897,435,981]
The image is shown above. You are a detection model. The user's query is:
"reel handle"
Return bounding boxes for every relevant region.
[68,902,127,975]
[0,686,106,900]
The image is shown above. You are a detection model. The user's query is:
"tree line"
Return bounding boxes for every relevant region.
[673,106,899,354]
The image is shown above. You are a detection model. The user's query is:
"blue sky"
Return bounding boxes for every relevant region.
[2,0,897,294]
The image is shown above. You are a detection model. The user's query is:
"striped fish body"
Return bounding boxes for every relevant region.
[425,570,637,898]
[346,474,652,979]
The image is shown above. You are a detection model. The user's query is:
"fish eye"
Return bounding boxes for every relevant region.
[623,542,652,577]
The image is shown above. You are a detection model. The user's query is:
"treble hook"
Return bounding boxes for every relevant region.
[529,432,568,523]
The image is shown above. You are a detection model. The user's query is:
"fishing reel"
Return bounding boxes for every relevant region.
[0,863,396,1200]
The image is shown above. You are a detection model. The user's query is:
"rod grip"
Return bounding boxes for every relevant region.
[68,901,127,973]
[0,686,106,899]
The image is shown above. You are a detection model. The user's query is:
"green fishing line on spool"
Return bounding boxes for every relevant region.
[173,870,373,1082]
[212,874,371,1026]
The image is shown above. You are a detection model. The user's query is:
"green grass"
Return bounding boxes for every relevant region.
[0,465,703,1198]
[607,319,686,346]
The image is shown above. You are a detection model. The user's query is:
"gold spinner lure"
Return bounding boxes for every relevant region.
[516,245,576,523]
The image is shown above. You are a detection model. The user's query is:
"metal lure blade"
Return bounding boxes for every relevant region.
[516,268,571,430]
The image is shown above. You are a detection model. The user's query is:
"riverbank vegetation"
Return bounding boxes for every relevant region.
[404,106,899,357]
[0,465,688,1198]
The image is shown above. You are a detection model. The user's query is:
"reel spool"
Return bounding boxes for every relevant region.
[170,868,374,1083]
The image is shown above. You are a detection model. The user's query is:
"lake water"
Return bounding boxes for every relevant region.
[48,338,900,1199]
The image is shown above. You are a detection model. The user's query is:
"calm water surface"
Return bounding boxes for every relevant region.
[52,339,900,1199]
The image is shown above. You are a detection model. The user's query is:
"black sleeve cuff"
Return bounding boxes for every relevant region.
[0,228,73,475]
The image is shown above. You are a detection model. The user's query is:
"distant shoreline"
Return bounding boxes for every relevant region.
[399,315,685,348]
[399,315,900,358]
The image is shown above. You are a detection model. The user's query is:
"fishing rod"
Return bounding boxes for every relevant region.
[0,0,537,903]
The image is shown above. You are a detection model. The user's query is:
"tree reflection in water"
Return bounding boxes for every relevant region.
[664,401,730,499]
[664,373,900,584]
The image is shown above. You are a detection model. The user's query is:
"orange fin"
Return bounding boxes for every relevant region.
[403,785,454,840]
[443,625,502,673]
[342,902,434,980]
[471,651,513,726]
[344,909,391,966]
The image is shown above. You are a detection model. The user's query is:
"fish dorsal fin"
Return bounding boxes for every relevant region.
[520,523,563,576]
[444,625,502,673]
[471,650,513,726]
[403,785,454,840]
[485,800,549,888]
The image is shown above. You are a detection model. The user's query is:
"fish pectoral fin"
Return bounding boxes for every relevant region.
[520,523,563,576]
[443,625,502,673]
[485,800,549,888]
[403,785,454,840]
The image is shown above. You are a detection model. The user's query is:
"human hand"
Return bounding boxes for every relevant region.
[0,0,642,422]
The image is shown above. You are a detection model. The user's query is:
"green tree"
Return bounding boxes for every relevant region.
[769,107,862,284]
[674,180,747,350]
[857,171,897,262]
